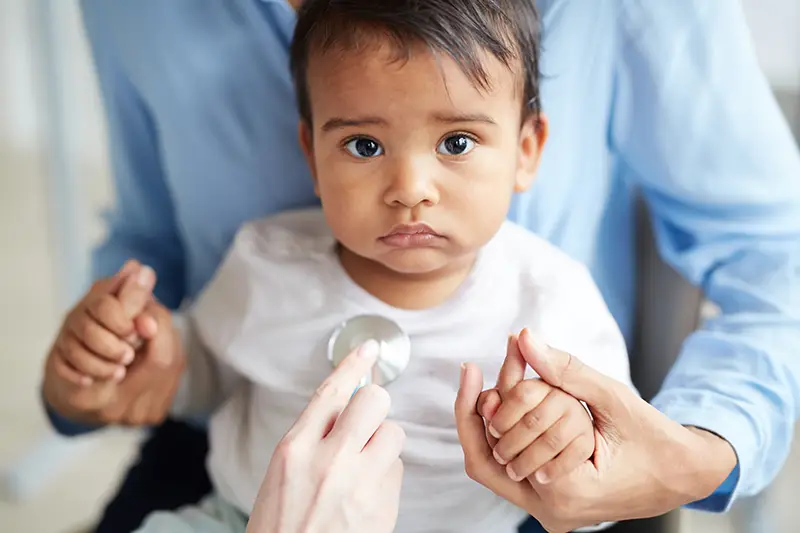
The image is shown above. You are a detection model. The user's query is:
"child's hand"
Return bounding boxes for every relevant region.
[52,260,155,385]
[43,260,185,426]
[478,334,595,485]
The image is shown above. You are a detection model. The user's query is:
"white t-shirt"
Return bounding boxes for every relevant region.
[173,208,633,533]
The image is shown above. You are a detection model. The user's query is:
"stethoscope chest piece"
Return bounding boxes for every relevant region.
[327,314,411,387]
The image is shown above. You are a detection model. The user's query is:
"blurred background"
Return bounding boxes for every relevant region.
[0,1,798,532]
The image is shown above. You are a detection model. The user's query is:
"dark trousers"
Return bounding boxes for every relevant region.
[93,419,212,533]
[93,419,670,533]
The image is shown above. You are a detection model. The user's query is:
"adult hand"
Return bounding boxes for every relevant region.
[456,329,737,533]
[43,261,185,426]
[247,340,405,533]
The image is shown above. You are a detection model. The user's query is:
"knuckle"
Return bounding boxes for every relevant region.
[543,429,564,452]
[60,337,76,360]
[92,295,117,321]
[522,409,543,431]
[76,316,94,341]
[314,379,344,401]
[514,380,546,407]
[510,382,533,404]
[561,353,585,383]
[274,436,305,466]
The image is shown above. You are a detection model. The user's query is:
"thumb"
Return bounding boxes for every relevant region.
[139,301,177,368]
[454,363,491,462]
[116,265,157,319]
[455,363,542,512]
[518,328,619,420]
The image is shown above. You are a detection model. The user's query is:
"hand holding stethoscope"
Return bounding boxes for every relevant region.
[247,338,406,533]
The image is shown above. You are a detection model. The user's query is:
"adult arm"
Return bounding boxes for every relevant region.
[44,1,187,435]
[612,0,800,510]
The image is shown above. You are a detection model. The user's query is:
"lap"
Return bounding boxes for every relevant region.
[135,496,247,533]
[94,418,212,533]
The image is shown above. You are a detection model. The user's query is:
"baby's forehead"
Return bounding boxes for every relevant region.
[306,37,525,106]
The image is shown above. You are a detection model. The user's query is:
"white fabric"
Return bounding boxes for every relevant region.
[175,208,633,533]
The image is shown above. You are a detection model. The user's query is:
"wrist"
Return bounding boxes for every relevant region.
[680,426,738,502]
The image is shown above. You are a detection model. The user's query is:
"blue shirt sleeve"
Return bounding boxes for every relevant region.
[45,1,189,436]
[81,0,187,309]
[611,2,800,511]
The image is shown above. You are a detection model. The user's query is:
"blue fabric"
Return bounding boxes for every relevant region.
[49,0,800,514]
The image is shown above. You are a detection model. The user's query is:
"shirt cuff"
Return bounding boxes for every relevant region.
[650,391,754,512]
[41,391,102,437]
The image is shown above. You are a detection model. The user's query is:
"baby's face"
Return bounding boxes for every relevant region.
[300,41,545,276]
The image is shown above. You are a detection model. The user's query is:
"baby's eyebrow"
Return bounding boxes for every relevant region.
[430,112,497,126]
[321,116,388,132]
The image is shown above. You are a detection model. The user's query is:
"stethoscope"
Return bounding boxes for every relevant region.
[327,315,411,388]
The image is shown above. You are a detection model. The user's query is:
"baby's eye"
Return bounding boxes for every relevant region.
[345,137,384,158]
[437,134,475,156]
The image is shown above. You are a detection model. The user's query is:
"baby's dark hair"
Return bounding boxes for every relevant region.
[290,0,541,127]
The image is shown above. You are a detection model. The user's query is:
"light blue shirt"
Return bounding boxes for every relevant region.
[72,0,800,513]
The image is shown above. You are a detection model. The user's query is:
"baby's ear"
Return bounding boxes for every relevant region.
[514,113,549,193]
[298,120,320,196]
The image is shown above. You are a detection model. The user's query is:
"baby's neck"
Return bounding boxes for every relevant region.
[338,246,478,310]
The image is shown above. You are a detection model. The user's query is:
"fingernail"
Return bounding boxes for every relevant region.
[535,470,550,484]
[113,366,126,382]
[359,339,380,359]
[493,449,507,465]
[137,266,155,288]
[507,464,523,482]
[122,346,135,365]
[489,424,501,439]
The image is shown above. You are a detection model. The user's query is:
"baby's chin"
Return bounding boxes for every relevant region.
[375,249,469,279]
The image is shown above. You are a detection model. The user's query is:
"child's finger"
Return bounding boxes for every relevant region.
[53,350,93,387]
[69,311,135,365]
[496,334,526,400]
[505,412,587,482]
[532,433,595,485]
[488,378,551,438]
[86,293,136,339]
[87,259,140,297]
[477,388,501,421]
[61,333,126,382]
[477,388,502,447]
[492,387,571,465]
[116,265,156,319]
[454,363,541,512]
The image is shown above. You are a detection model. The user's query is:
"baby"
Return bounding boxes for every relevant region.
[49,1,633,532]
